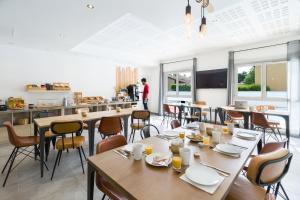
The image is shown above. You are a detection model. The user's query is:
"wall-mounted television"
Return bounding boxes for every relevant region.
[196,68,228,89]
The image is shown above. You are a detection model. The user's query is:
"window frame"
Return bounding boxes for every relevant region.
[164,69,193,98]
[234,61,288,102]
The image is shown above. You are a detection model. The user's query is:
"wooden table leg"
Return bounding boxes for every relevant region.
[87,162,95,200]
[122,115,129,139]
[87,120,96,156]
[39,127,47,178]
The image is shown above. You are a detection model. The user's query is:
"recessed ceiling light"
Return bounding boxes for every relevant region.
[86,4,95,9]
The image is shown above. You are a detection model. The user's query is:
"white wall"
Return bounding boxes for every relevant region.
[196,50,229,107]
[0,45,117,104]
[139,66,160,113]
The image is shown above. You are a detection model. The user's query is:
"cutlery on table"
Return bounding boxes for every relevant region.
[199,162,230,177]
[113,150,129,159]
[227,143,248,149]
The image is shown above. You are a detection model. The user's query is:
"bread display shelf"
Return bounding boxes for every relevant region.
[26,89,71,93]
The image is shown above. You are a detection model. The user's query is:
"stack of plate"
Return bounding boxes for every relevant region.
[215,144,243,157]
[185,165,222,186]
[235,132,256,140]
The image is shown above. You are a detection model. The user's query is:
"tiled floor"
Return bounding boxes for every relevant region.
[0,115,299,200]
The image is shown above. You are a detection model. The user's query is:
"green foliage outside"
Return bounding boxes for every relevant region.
[243,67,255,84]
[170,84,191,91]
[238,66,271,91]
[238,84,271,91]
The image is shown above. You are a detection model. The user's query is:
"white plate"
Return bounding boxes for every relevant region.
[186,122,199,129]
[216,144,243,155]
[162,130,179,137]
[236,132,256,140]
[145,153,172,167]
[185,165,222,186]
[122,143,145,153]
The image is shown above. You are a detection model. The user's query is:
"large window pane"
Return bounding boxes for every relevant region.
[178,72,192,96]
[266,62,288,98]
[167,73,177,96]
[237,65,262,97]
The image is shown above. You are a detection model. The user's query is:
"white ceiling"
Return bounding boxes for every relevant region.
[0,0,300,67]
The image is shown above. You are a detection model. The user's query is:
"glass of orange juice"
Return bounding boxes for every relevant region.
[144,145,153,155]
[203,135,210,145]
[172,156,182,169]
[179,132,185,139]
[222,127,229,134]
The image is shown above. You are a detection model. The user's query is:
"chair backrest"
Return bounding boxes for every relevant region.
[141,124,160,138]
[132,110,150,120]
[50,120,83,135]
[3,121,20,147]
[98,117,122,136]
[96,135,127,154]
[247,148,292,187]
[252,112,270,128]
[195,101,206,105]
[163,104,171,114]
[227,111,243,118]
[260,140,287,154]
[170,120,180,129]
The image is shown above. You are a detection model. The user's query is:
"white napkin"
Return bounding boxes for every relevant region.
[180,174,224,194]
[213,148,241,158]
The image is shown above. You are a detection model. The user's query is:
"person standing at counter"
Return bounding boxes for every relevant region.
[141,78,149,110]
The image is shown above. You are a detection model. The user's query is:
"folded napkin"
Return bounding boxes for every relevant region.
[180,174,224,194]
[234,132,257,141]
[213,148,241,158]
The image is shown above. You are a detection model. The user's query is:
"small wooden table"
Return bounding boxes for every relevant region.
[87,127,262,200]
[221,106,290,147]
[34,108,135,177]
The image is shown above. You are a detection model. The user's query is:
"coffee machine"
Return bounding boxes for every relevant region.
[0,99,7,111]
[127,84,139,101]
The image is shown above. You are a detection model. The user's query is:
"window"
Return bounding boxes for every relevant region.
[234,61,288,108]
[165,71,192,98]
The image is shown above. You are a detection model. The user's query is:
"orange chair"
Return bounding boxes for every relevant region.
[252,112,283,144]
[226,148,293,200]
[2,121,48,187]
[129,110,150,142]
[256,105,281,134]
[161,104,177,126]
[96,135,128,200]
[226,111,244,127]
[170,119,181,129]
[98,117,123,139]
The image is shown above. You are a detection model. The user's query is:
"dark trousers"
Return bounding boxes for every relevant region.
[143,100,148,110]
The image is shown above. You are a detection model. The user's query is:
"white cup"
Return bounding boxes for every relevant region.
[132,143,143,160]
[249,106,255,111]
[227,123,235,134]
[179,147,191,166]
[212,131,222,144]
[199,122,206,132]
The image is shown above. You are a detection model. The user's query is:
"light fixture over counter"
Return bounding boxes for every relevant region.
[184,0,214,37]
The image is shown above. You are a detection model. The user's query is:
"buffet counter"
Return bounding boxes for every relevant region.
[0,101,137,126]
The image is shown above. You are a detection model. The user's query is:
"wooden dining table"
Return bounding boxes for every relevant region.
[221,106,290,147]
[87,126,262,200]
[34,108,136,177]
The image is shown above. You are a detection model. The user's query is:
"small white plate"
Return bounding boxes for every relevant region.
[162,131,179,138]
[145,153,172,167]
[186,122,199,129]
[236,132,256,140]
[185,165,222,186]
[216,144,243,155]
